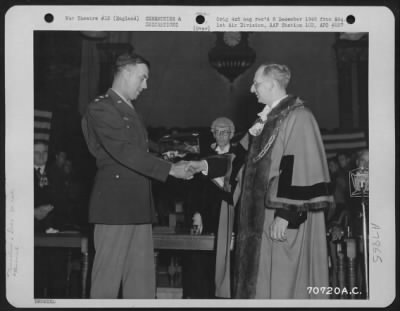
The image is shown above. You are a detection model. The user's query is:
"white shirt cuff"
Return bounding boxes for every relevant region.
[201,160,209,176]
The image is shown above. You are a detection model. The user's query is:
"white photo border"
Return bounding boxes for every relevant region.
[5,5,396,308]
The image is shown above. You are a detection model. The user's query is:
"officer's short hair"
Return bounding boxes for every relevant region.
[114,53,150,76]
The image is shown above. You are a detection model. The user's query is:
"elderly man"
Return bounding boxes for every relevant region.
[82,53,190,299]
[183,117,246,298]
[189,63,333,299]
[194,117,246,235]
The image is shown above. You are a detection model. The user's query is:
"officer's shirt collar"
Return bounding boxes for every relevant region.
[111,88,134,110]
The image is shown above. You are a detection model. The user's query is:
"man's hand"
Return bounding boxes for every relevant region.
[185,160,208,175]
[34,204,54,220]
[169,161,194,179]
[269,216,289,241]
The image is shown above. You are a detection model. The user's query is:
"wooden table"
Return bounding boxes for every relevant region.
[34,232,89,298]
[152,230,234,298]
[153,232,219,251]
[35,230,233,298]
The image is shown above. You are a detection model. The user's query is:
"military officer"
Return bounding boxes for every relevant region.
[82,53,190,299]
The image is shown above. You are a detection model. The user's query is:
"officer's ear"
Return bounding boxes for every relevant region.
[121,65,135,78]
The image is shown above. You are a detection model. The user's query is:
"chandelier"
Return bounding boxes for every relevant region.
[208,32,256,83]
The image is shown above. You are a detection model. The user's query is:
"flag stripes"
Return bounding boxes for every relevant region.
[34,109,52,141]
[321,130,368,159]
[34,121,51,129]
[34,109,52,118]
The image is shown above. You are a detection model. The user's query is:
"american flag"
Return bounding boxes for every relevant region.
[321,130,368,159]
[34,109,52,141]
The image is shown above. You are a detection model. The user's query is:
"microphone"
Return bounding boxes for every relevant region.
[349,166,369,198]
[348,162,369,299]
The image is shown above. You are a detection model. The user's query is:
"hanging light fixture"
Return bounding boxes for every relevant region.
[80,31,109,40]
[208,32,256,83]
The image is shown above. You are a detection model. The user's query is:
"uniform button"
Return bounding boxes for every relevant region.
[115,174,120,179]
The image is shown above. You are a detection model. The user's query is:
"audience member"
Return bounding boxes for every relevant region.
[34,140,55,232]
[327,157,350,225]
[34,140,68,298]
[47,149,68,184]
[356,149,369,170]
[337,151,353,172]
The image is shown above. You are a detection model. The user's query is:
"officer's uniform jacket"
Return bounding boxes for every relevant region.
[82,89,171,224]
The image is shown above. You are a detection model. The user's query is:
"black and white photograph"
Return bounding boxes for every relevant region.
[5,5,396,308]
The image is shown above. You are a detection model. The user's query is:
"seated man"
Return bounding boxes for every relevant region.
[182,117,246,298]
[34,140,68,298]
[34,140,55,232]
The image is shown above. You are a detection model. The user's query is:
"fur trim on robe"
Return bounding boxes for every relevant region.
[233,95,334,298]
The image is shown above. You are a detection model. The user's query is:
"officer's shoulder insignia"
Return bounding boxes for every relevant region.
[93,94,109,103]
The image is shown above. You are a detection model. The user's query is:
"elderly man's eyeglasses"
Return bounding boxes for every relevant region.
[213,130,231,137]
[252,80,267,88]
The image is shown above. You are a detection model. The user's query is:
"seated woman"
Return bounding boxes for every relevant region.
[182,117,246,298]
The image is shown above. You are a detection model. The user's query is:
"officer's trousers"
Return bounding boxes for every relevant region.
[90,223,155,298]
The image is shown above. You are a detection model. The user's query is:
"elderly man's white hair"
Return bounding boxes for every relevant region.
[211,117,235,134]
[261,63,291,89]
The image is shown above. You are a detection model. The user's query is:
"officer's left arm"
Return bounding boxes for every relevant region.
[86,101,171,182]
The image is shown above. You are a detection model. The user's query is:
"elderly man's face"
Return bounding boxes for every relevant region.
[250,67,275,106]
[213,127,233,149]
[124,63,149,101]
[34,143,48,167]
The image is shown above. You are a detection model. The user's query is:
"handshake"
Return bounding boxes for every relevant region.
[169,160,208,180]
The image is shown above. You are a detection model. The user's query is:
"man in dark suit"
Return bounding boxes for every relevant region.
[34,140,55,232]
[34,140,69,298]
[182,117,246,298]
[190,117,246,236]
[81,53,190,299]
